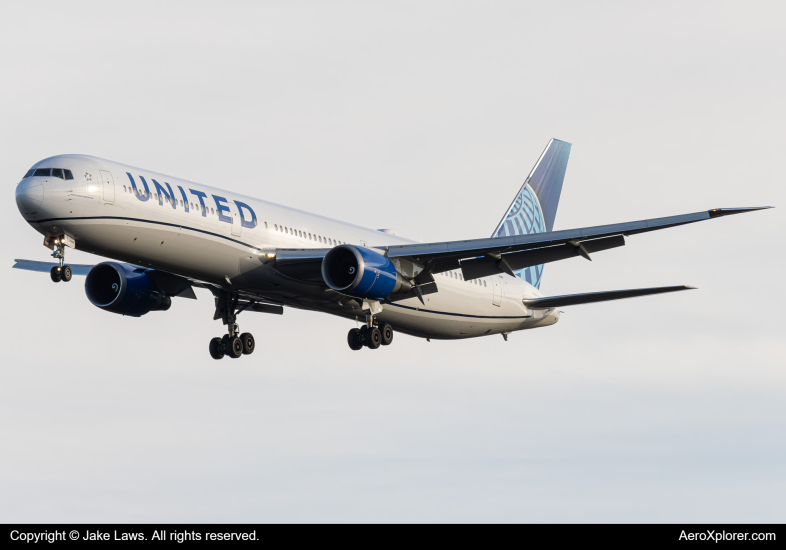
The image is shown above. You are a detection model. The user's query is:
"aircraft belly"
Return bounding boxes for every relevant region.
[374,279,534,340]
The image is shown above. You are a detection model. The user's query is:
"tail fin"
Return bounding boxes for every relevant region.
[492,138,571,288]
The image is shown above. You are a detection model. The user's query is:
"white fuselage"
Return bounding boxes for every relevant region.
[15,154,560,339]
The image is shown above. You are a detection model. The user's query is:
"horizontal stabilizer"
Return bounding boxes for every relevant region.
[522,285,696,309]
[13,259,94,275]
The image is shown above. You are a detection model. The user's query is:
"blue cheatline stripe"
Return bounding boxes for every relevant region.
[31,216,255,248]
[386,302,531,320]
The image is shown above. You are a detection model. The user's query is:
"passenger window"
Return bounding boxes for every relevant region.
[264,222,268,228]
[52,168,64,179]
[33,168,50,177]
[308,233,312,240]
[64,169,74,180]
[123,185,127,192]
[24,169,34,178]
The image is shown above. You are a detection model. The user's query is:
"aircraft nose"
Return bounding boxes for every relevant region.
[16,178,44,214]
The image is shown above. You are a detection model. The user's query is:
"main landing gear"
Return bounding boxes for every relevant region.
[209,289,256,360]
[348,312,394,351]
[49,237,72,283]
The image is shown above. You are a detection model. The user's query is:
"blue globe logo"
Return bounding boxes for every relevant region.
[493,184,546,288]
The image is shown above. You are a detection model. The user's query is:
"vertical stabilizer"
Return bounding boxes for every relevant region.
[491,138,571,288]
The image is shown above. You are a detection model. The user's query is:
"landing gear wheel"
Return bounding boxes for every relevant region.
[227,336,244,359]
[240,332,255,355]
[380,323,394,346]
[209,337,225,360]
[347,328,363,351]
[61,265,72,282]
[366,326,382,349]
[50,266,61,283]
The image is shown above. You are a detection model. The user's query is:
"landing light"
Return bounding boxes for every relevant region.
[265,253,275,258]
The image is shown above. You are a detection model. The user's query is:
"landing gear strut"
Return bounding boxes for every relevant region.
[347,311,394,351]
[49,237,72,283]
[209,289,256,360]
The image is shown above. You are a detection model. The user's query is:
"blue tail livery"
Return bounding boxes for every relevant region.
[491,138,572,288]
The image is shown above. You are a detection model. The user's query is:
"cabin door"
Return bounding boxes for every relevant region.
[492,276,502,307]
[100,170,115,204]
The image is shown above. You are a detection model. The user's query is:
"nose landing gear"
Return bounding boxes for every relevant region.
[48,237,72,283]
[208,289,257,360]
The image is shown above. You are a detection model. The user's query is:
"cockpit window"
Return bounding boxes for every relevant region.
[64,169,73,180]
[52,168,64,179]
[24,169,34,178]
[33,168,51,177]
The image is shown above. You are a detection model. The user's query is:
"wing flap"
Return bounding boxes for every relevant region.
[522,285,696,309]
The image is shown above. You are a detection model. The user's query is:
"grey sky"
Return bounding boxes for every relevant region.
[1,0,783,522]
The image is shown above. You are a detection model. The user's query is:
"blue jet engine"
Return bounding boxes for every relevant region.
[85,262,171,317]
[321,245,412,300]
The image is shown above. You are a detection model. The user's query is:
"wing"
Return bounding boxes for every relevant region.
[270,206,771,284]
[12,259,199,299]
[13,259,95,275]
[386,207,771,280]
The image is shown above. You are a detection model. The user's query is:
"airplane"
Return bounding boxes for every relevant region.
[13,139,771,359]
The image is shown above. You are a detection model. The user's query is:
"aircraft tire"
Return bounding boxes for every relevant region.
[366,327,382,349]
[209,337,225,360]
[61,265,72,282]
[227,337,244,359]
[380,324,394,346]
[347,328,363,351]
[240,333,255,355]
[50,266,61,283]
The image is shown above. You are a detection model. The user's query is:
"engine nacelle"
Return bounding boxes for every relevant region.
[85,262,171,317]
[321,245,411,300]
